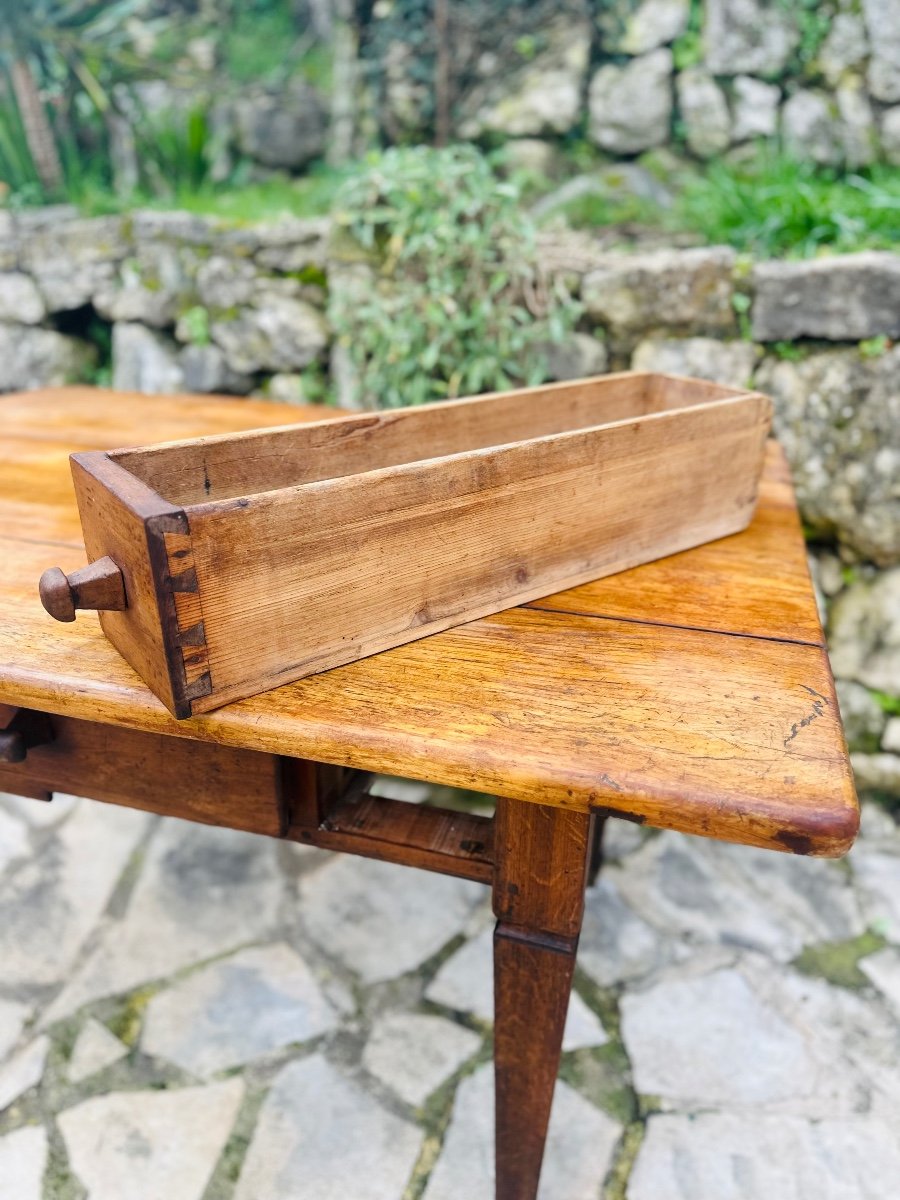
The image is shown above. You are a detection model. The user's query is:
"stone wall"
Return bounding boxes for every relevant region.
[0,208,897,801]
[375,0,900,168]
[109,2,900,181]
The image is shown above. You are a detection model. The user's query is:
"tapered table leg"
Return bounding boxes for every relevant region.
[587,809,608,886]
[492,799,592,1200]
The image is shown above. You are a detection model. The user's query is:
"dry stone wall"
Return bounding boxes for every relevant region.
[372,0,900,168]
[107,3,900,182]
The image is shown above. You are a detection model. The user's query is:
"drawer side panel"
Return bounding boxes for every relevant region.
[187,394,771,714]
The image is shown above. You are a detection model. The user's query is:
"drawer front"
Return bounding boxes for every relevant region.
[0,714,285,837]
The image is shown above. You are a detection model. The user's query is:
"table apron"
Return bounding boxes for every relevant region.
[0,708,494,884]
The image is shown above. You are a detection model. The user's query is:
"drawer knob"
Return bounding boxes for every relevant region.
[0,708,54,762]
[39,557,127,623]
[0,730,26,763]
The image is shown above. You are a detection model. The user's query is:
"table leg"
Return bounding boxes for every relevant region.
[492,799,592,1200]
[587,809,608,887]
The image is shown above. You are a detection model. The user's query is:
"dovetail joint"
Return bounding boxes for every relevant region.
[163,530,212,700]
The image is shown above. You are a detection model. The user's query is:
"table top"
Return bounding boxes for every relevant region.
[0,387,857,856]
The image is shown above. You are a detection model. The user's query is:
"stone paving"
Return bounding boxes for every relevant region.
[1,784,899,1200]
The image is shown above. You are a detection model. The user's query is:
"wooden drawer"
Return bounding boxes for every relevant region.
[37,372,771,718]
[0,709,285,837]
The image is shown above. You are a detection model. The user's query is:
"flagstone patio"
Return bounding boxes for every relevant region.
[0,785,898,1200]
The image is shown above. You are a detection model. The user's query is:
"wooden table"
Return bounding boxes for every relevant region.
[0,387,858,1200]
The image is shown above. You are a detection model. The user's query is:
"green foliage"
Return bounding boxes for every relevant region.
[772,340,807,362]
[674,152,900,257]
[179,305,211,347]
[0,78,42,198]
[133,102,213,196]
[222,1,300,84]
[872,689,900,717]
[672,0,704,71]
[556,149,900,258]
[543,188,660,230]
[0,3,145,205]
[329,145,579,408]
[788,0,836,76]
[70,166,345,220]
[731,289,752,339]
[859,334,891,358]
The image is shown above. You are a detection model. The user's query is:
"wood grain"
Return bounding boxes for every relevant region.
[162,528,212,700]
[493,928,578,1200]
[0,713,285,836]
[288,788,494,882]
[529,439,824,646]
[69,452,185,714]
[112,371,751,505]
[492,799,591,1200]
[185,387,770,713]
[0,388,858,857]
[493,800,591,936]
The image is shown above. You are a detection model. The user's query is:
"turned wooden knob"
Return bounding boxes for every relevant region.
[0,730,26,763]
[39,556,127,622]
[0,708,54,762]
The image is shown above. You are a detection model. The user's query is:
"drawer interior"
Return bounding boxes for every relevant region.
[110,372,746,507]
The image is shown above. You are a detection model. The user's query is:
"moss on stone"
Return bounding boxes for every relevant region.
[286,264,328,288]
[555,974,640,1123]
[403,1036,491,1200]
[559,1043,638,1125]
[793,929,887,989]
[43,1136,87,1200]
[201,1086,268,1199]
[105,985,158,1048]
[604,1121,646,1200]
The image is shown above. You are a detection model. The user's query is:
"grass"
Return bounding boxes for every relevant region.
[8,135,900,261]
[548,148,900,259]
[72,168,347,222]
[676,154,900,257]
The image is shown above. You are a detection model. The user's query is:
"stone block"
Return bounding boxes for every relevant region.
[704,0,800,75]
[588,50,673,154]
[677,69,731,158]
[59,1078,243,1200]
[583,247,736,339]
[233,1056,421,1200]
[630,1111,900,1199]
[631,336,759,386]
[0,323,96,393]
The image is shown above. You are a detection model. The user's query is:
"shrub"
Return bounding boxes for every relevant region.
[329,144,579,408]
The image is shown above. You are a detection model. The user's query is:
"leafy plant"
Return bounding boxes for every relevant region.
[788,0,836,76]
[0,78,43,196]
[329,145,579,408]
[222,1,301,84]
[772,340,807,362]
[731,289,752,339]
[0,0,155,203]
[133,101,213,196]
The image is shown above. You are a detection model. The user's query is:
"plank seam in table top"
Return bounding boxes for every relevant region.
[527,603,825,649]
[4,529,821,653]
